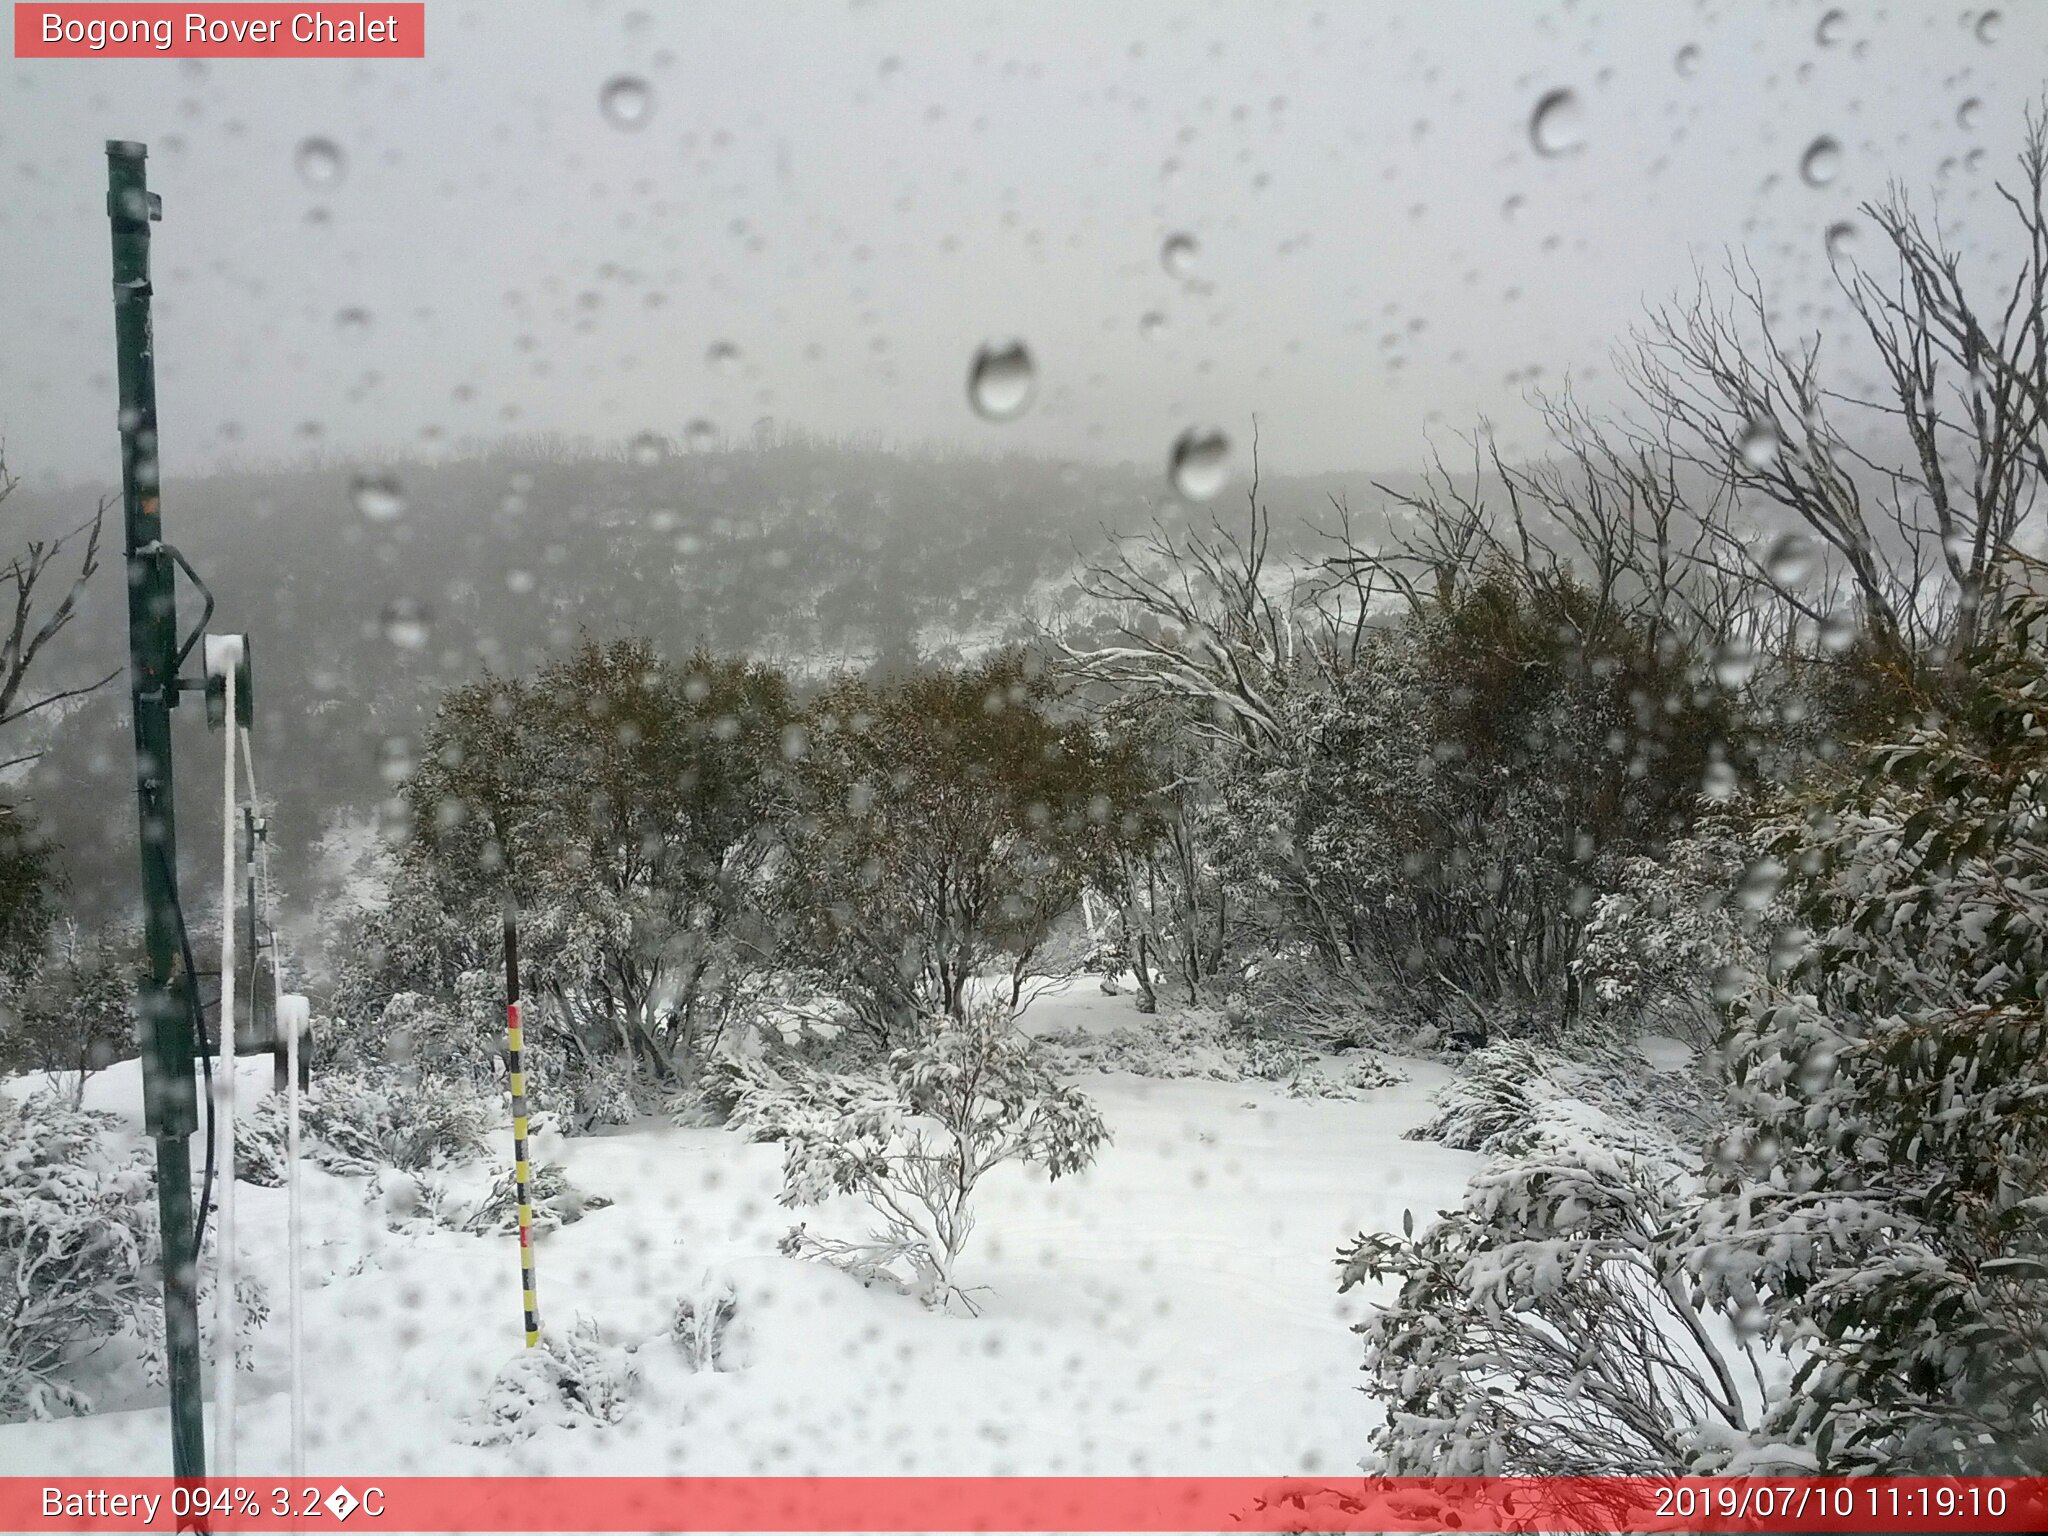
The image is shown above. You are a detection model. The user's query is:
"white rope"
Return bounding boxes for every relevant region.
[243,724,307,1482]
[214,659,238,1477]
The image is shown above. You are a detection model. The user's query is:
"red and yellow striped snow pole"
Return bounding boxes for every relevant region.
[504,896,540,1347]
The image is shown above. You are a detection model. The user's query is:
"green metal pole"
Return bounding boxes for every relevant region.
[108,138,207,1481]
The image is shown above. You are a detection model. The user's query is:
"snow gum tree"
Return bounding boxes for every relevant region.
[349,638,792,1096]
[769,650,1155,1044]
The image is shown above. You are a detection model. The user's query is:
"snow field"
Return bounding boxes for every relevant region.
[0,985,1477,1476]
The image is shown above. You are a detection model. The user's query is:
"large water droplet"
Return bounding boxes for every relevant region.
[1674,44,1702,77]
[1815,7,1847,46]
[1799,135,1843,188]
[1976,9,2003,44]
[293,137,344,189]
[966,340,1036,422]
[1710,963,1750,1006]
[1701,754,1738,803]
[1712,635,1757,690]
[1738,417,1781,470]
[1168,428,1231,502]
[1160,232,1199,277]
[1824,220,1860,263]
[600,75,653,129]
[1528,88,1584,157]
[1736,857,1786,913]
[1819,609,1859,654]
[683,418,718,451]
[350,473,405,524]
[706,340,741,373]
[629,431,666,465]
[380,599,431,650]
[1138,310,1169,341]
[335,306,371,338]
[1764,531,1817,588]
[1957,96,1983,131]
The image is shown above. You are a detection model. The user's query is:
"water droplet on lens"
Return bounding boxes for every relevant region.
[1738,417,1781,470]
[1528,88,1584,157]
[966,340,1036,422]
[1799,135,1842,187]
[1138,310,1168,341]
[1712,635,1756,689]
[1765,531,1817,588]
[629,430,665,465]
[684,418,718,451]
[601,75,652,129]
[1168,427,1230,502]
[1736,857,1786,912]
[1957,96,1982,131]
[294,137,344,189]
[1824,220,1859,263]
[1701,756,1738,802]
[335,306,371,337]
[1674,44,1701,77]
[1815,7,1846,46]
[1710,963,1750,1005]
[706,340,741,373]
[1160,232,1199,277]
[380,599,431,650]
[1819,608,1859,654]
[1976,9,2002,44]
[350,473,405,524]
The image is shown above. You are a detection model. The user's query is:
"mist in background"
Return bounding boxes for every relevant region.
[2,1,2043,490]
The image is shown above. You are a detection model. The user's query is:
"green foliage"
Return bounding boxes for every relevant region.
[772,649,1157,1042]
[1698,567,2048,1472]
[340,637,793,1095]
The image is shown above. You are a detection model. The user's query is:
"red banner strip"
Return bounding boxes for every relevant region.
[5,1477,2046,1533]
[13,5,424,59]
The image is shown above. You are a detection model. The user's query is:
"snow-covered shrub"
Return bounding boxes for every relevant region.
[1405,1037,1711,1167]
[670,1276,739,1371]
[458,1161,612,1236]
[1689,576,2048,1472]
[0,1091,157,1421]
[234,1092,289,1187]
[1577,803,1790,1050]
[1339,1147,1757,1474]
[1034,1010,1309,1082]
[732,1005,1107,1313]
[1237,955,1387,1049]
[1282,1054,1406,1099]
[463,1315,637,1445]
[301,1068,493,1176]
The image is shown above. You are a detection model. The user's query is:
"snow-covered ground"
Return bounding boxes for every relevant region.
[0,983,1478,1476]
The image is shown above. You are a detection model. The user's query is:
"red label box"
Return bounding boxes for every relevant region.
[13,4,425,58]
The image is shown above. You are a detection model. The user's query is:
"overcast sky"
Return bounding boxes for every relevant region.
[2,0,2044,490]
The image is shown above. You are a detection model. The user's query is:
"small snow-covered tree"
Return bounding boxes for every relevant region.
[0,923,136,1100]
[729,1005,1107,1313]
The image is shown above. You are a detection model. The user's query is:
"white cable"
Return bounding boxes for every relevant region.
[213,652,239,1478]
[239,720,308,1479]
[282,984,307,1482]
